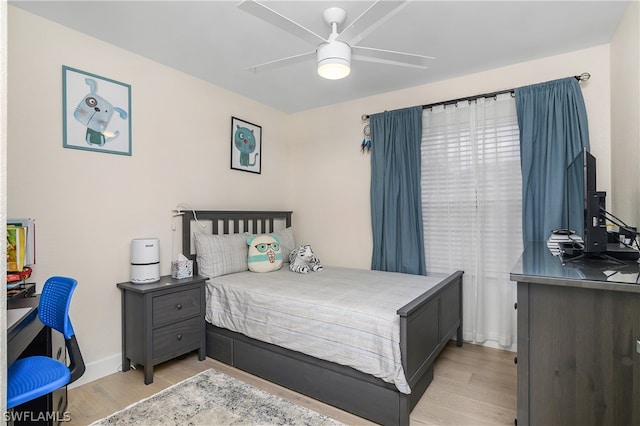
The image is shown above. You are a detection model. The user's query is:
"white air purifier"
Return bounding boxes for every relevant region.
[130,238,160,284]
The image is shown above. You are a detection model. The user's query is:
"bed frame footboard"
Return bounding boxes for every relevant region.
[399,270,464,412]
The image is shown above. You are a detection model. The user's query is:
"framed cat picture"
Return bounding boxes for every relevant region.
[230,116,262,174]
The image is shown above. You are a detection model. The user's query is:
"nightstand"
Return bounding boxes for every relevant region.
[117,275,207,384]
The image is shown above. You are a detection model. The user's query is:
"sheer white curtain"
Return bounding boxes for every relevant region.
[421,94,521,349]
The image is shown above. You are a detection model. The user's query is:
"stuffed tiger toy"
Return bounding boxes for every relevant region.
[289,244,323,274]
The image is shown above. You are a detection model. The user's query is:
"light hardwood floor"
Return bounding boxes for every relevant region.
[67,341,516,425]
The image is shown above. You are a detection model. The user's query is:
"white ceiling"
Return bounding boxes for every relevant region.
[10,0,629,113]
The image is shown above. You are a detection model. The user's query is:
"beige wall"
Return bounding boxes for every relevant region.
[7,6,291,385]
[7,4,635,387]
[290,45,613,269]
[1,0,8,413]
[611,1,640,229]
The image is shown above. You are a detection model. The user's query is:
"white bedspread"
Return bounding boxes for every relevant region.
[205,266,447,394]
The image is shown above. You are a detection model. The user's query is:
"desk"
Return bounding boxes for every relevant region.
[7,295,68,425]
[510,243,640,425]
[8,296,42,365]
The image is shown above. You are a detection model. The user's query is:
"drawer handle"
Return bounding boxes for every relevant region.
[177,334,183,341]
[56,347,63,360]
[176,304,182,310]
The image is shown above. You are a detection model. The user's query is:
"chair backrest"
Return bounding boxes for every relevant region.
[38,276,86,383]
[38,276,77,339]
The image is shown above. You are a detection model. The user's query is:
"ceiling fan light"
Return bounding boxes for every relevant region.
[318,61,351,80]
[317,41,351,80]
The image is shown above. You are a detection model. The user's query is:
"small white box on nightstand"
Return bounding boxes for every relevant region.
[171,255,193,279]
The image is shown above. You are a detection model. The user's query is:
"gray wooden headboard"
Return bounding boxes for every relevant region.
[180,210,292,274]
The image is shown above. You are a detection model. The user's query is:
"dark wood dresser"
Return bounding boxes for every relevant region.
[510,243,640,426]
[117,275,207,384]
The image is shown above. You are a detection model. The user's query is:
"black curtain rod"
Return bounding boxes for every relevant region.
[362,72,591,120]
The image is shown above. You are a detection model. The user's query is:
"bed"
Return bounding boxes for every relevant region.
[181,210,463,426]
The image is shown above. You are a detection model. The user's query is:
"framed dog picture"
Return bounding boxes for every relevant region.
[230,116,261,174]
[62,66,132,156]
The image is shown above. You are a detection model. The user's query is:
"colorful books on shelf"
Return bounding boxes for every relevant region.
[6,218,36,272]
[7,225,27,272]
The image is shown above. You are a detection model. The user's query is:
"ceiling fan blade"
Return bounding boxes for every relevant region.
[247,51,315,74]
[352,46,435,69]
[336,0,410,46]
[238,0,326,45]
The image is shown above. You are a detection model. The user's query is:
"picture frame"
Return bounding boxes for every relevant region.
[62,65,132,156]
[230,116,262,174]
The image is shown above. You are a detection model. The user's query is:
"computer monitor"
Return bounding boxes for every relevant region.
[566,148,607,254]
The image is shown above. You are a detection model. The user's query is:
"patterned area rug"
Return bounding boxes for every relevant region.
[90,368,343,425]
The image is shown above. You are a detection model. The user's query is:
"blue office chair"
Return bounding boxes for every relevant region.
[7,276,85,409]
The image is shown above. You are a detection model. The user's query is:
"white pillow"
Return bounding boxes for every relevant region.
[271,227,295,263]
[193,232,249,278]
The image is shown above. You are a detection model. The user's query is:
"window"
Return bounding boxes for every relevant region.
[421,94,521,348]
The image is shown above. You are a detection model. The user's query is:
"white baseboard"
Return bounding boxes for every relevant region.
[68,353,123,389]
[480,339,517,353]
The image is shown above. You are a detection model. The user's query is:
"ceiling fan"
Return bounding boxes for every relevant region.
[238,0,435,80]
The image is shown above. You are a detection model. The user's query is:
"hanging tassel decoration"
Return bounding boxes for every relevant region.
[361,138,372,153]
[361,123,371,153]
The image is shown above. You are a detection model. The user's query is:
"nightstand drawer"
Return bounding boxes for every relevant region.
[152,316,201,358]
[152,288,201,327]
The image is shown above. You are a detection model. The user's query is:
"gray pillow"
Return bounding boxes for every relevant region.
[193,232,249,278]
[270,227,296,263]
